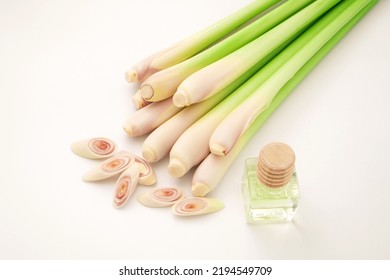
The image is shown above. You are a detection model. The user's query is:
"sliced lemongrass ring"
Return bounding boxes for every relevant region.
[113,163,140,208]
[137,187,184,208]
[133,154,156,185]
[82,151,135,181]
[71,137,117,159]
[172,197,224,216]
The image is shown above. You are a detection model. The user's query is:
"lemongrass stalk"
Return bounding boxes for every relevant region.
[125,0,281,83]
[139,0,315,102]
[168,112,223,178]
[123,97,182,137]
[173,0,342,107]
[166,23,304,176]
[167,62,259,177]
[167,43,288,176]
[209,0,373,156]
[142,61,260,162]
[168,1,339,175]
[166,54,275,177]
[191,0,379,197]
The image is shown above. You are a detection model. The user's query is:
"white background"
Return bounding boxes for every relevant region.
[1,0,389,260]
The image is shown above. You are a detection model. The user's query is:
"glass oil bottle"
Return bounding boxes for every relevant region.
[242,142,300,223]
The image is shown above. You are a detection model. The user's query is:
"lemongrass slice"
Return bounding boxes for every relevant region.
[133,154,157,185]
[171,197,224,216]
[71,137,117,159]
[82,151,135,181]
[113,163,140,208]
[137,187,184,208]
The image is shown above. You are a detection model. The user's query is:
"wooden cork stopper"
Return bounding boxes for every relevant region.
[257,142,295,188]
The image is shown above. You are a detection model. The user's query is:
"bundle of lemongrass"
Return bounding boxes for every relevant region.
[124,0,377,197]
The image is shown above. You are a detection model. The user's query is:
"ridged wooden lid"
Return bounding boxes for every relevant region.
[257,142,295,188]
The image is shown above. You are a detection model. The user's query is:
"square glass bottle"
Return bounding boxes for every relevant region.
[242,142,300,223]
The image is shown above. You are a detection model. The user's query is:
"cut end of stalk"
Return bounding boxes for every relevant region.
[132,91,150,110]
[125,69,138,83]
[142,146,157,163]
[168,158,188,178]
[140,84,154,100]
[172,89,190,107]
[191,183,211,197]
[209,143,228,156]
[123,123,136,137]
